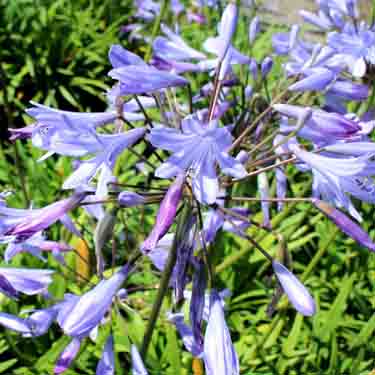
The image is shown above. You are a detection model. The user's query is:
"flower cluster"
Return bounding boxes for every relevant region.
[2,0,375,373]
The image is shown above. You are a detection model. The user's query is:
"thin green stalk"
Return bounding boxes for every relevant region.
[144,0,169,62]
[140,201,191,359]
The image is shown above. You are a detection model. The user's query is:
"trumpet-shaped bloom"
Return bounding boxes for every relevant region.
[4,233,71,263]
[0,307,58,337]
[153,24,206,62]
[96,335,115,375]
[148,117,246,203]
[57,266,129,337]
[62,128,146,194]
[203,290,239,375]
[272,261,316,316]
[0,267,54,297]
[290,144,374,220]
[0,193,84,243]
[108,45,188,95]
[275,103,361,145]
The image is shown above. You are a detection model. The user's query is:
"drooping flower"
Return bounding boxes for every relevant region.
[272,260,316,316]
[0,306,58,337]
[203,290,239,375]
[153,24,206,62]
[96,335,115,375]
[4,233,71,263]
[148,116,247,203]
[58,266,130,338]
[0,193,84,243]
[0,267,54,297]
[312,199,375,251]
[141,174,185,251]
[54,338,81,374]
[108,45,189,95]
[290,143,374,220]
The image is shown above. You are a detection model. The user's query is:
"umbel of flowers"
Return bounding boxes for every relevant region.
[2,0,375,373]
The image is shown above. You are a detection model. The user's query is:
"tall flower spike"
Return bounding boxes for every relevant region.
[204,290,239,375]
[141,174,185,252]
[272,261,316,316]
[312,199,375,252]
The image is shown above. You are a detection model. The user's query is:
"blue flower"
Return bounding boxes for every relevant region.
[203,290,239,375]
[148,116,246,203]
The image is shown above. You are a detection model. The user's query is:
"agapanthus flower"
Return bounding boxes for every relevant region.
[0,192,84,243]
[312,199,375,251]
[0,306,58,337]
[290,143,375,221]
[108,45,189,95]
[153,24,206,62]
[275,103,364,145]
[141,174,185,251]
[4,233,71,263]
[0,267,54,298]
[55,338,81,374]
[131,345,149,375]
[58,265,130,337]
[118,191,146,207]
[248,16,260,43]
[272,261,316,316]
[148,116,247,203]
[61,128,146,195]
[134,0,160,21]
[96,335,115,375]
[203,290,239,375]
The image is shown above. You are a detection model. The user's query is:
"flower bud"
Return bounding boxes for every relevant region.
[218,3,238,60]
[141,174,185,251]
[312,199,375,252]
[272,261,316,316]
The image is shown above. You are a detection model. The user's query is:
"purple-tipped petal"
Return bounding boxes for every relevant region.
[96,335,115,375]
[141,174,185,251]
[272,261,316,316]
[54,338,81,374]
[313,199,375,251]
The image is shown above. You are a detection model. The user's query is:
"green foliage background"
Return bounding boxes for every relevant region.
[0,0,374,374]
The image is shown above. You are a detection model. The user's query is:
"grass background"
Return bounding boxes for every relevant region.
[0,0,374,374]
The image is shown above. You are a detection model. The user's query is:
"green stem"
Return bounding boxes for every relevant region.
[144,0,169,62]
[140,201,191,359]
